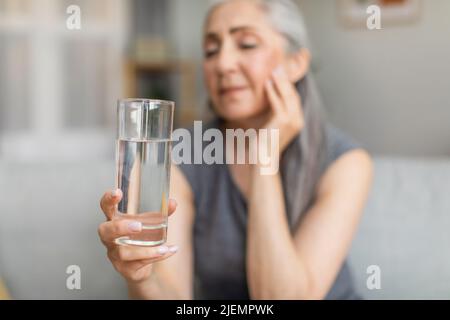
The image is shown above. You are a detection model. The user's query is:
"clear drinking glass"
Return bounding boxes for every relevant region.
[114,99,174,246]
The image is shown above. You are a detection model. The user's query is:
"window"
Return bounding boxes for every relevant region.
[0,0,129,161]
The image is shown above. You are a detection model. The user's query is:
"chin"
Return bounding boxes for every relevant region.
[217,109,258,123]
[215,101,262,122]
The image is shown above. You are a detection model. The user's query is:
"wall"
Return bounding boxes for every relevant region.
[297,0,450,156]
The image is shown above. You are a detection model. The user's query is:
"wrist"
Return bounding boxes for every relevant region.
[127,276,155,300]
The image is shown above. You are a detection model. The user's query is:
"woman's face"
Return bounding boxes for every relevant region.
[203,0,289,122]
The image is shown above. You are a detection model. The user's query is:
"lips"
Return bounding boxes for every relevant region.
[219,86,248,95]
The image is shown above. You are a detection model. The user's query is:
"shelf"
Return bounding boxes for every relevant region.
[124,59,198,128]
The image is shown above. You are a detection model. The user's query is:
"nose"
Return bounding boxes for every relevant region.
[216,41,239,76]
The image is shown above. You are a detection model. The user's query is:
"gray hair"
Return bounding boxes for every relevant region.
[206,0,328,232]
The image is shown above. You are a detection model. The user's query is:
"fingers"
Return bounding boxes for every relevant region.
[271,66,299,107]
[99,188,179,248]
[100,189,177,221]
[168,198,178,217]
[265,79,284,117]
[98,215,180,248]
[113,260,153,283]
[100,189,122,220]
[98,218,143,246]
[110,244,179,262]
[113,250,177,282]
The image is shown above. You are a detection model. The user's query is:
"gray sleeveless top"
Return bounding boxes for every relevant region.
[175,118,363,300]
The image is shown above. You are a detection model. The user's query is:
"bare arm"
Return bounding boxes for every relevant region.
[246,149,373,299]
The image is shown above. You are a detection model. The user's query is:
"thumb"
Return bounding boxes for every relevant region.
[100,189,123,220]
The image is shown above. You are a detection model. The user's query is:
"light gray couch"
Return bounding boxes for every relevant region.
[1,157,450,299]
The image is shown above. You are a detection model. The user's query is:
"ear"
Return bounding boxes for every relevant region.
[285,48,311,83]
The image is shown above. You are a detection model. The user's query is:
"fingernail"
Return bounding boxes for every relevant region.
[172,199,178,206]
[128,221,142,232]
[273,66,285,77]
[169,245,179,253]
[111,188,120,197]
[273,66,282,76]
[266,79,273,86]
[158,246,169,254]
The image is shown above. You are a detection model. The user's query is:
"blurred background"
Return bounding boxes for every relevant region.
[0,0,449,299]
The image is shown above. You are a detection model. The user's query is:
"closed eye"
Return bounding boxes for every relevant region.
[205,49,219,58]
[240,43,258,50]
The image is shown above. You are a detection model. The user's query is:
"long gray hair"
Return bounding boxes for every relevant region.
[206,0,328,233]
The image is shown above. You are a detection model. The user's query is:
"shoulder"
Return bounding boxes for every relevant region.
[318,125,373,197]
[317,124,373,195]
[326,149,373,182]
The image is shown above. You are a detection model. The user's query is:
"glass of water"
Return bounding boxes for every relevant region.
[115,98,174,247]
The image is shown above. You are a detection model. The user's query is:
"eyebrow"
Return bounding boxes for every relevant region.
[205,26,258,41]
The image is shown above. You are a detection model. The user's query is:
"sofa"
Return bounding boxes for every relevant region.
[0,157,449,299]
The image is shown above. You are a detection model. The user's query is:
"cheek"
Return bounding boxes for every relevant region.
[203,63,217,96]
[243,51,281,102]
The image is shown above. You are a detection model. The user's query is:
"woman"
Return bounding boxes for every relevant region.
[98,0,373,299]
